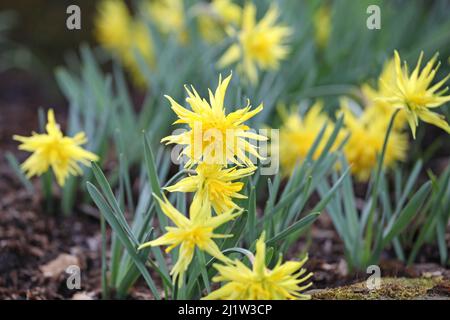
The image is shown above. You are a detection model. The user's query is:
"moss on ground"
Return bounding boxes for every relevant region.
[311,277,450,300]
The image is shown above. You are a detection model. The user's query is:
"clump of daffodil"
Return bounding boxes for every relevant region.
[144,0,188,44]
[13,109,98,186]
[379,50,450,138]
[218,3,291,85]
[203,232,313,300]
[313,4,331,50]
[138,194,241,287]
[95,0,154,86]
[161,73,267,167]
[361,58,407,129]
[340,100,408,181]
[196,0,242,43]
[278,101,340,175]
[165,163,255,215]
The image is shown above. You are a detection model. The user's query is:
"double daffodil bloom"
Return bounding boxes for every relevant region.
[278,101,341,175]
[13,109,98,186]
[203,232,313,300]
[138,194,241,287]
[95,0,154,86]
[165,163,255,214]
[218,3,291,84]
[162,74,267,167]
[340,102,408,181]
[379,50,450,138]
[197,0,242,43]
[361,58,407,129]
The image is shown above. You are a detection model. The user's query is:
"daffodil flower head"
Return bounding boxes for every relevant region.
[95,0,132,54]
[95,0,154,87]
[379,50,450,138]
[340,101,408,181]
[161,73,268,167]
[203,232,313,300]
[13,109,99,186]
[144,0,188,44]
[361,58,408,129]
[138,193,241,287]
[197,0,242,43]
[278,101,341,175]
[165,163,255,215]
[218,2,291,85]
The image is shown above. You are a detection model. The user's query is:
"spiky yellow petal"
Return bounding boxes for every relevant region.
[13,109,98,186]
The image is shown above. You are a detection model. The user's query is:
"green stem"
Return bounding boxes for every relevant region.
[41,171,54,214]
[100,213,109,299]
[363,109,400,266]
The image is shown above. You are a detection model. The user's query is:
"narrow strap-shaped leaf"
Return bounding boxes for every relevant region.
[266,212,320,245]
[382,181,431,246]
[91,162,138,245]
[87,182,161,299]
[143,133,167,228]
[5,152,34,193]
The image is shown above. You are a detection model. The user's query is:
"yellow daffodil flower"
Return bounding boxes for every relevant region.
[165,163,255,214]
[95,0,154,87]
[362,58,407,129]
[13,109,98,186]
[161,74,267,167]
[138,194,241,287]
[278,101,340,175]
[218,3,291,85]
[197,0,242,43]
[95,0,131,54]
[379,50,450,138]
[203,232,313,300]
[341,101,408,181]
[145,0,188,44]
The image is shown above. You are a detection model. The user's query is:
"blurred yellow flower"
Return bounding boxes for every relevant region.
[313,4,331,49]
[95,0,154,87]
[341,101,408,181]
[13,109,98,186]
[379,50,450,138]
[161,74,267,167]
[361,58,407,129]
[203,232,313,300]
[197,0,242,43]
[145,0,188,44]
[166,163,255,214]
[122,21,155,86]
[95,0,131,54]
[218,3,291,84]
[279,102,340,175]
[138,194,241,287]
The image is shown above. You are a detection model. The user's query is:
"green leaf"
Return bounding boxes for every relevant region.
[247,187,257,244]
[91,162,138,245]
[143,133,167,228]
[5,152,34,193]
[266,212,320,245]
[87,182,161,299]
[382,181,432,247]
